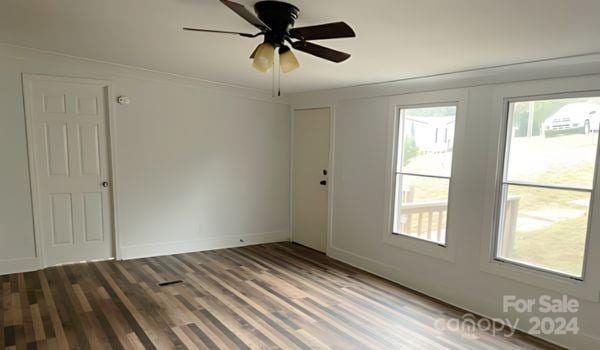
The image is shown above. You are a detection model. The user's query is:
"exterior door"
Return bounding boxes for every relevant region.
[24,76,114,266]
[292,108,330,252]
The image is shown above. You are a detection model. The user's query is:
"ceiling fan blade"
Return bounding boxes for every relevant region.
[289,22,356,41]
[291,41,351,63]
[219,0,270,31]
[183,28,257,38]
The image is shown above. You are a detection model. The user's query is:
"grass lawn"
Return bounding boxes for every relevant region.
[502,162,594,276]
[511,217,588,276]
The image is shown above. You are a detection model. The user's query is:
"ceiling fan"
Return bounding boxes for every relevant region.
[184,0,356,74]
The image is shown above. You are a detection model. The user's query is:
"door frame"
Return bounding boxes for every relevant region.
[290,105,335,254]
[22,74,122,267]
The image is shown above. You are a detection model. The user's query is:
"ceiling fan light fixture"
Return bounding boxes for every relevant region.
[251,42,275,72]
[279,46,299,73]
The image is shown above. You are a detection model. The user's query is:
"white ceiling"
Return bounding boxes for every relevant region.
[2,0,600,93]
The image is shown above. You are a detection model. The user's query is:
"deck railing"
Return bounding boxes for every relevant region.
[398,196,520,243]
[399,201,448,242]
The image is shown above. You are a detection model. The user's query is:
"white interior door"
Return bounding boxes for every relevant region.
[292,108,330,252]
[24,76,114,266]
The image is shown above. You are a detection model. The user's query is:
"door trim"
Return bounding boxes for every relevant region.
[22,74,121,267]
[290,106,334,254]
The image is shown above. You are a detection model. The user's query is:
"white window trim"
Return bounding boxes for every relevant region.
[481,76,600,302]
[382,89,468,262]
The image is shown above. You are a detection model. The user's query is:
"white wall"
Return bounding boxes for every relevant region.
[290,55,600,349]
[4,42,600,348]
[0,44,290,272]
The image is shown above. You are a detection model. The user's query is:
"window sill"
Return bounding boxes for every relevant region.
[382,232,455,263]
[480,255,599,302]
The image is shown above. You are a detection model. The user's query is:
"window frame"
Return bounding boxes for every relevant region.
[480,76,600,302]
[492,92,600,281]
[382,89,468,262]
[391,102,457,245]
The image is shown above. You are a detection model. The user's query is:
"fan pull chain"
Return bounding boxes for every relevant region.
[272,60,276,98]
[271,53,281,97]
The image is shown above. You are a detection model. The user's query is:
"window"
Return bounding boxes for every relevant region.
[495,96,600,279]
[392,105,457,245]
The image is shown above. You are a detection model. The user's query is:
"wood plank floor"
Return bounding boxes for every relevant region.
[0,242,560,349]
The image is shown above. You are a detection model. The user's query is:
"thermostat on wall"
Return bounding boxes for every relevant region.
[117,95,130,105]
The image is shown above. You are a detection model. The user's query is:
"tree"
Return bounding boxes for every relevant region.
[403,134,419,166]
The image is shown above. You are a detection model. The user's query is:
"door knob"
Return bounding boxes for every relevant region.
[101,181,109,188]
[320,180,327,186]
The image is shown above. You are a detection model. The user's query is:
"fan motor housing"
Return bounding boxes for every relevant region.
[254,1,299,46]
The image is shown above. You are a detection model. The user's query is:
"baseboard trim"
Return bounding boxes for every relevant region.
[327,245,574,350]
[0,257,40,276]
[120,231,290,260]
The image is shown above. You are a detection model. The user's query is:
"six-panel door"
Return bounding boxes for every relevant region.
[27,78,114,266]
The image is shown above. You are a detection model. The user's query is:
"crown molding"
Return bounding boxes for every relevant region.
[0,43,290,105]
